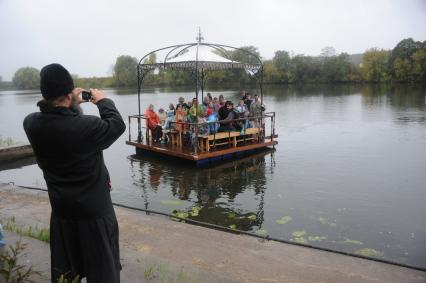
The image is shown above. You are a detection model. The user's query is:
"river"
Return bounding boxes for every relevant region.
[0,84,425,268]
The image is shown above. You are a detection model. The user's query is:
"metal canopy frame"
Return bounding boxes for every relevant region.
[135,30,264,142]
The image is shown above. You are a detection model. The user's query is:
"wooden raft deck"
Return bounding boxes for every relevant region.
[126,138,277,164]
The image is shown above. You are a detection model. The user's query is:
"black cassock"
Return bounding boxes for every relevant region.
[24,98,126,282]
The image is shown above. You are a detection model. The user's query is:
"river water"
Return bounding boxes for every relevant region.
[1,84,425,268]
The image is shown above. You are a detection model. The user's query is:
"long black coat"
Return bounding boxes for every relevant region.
[23,98,126,219]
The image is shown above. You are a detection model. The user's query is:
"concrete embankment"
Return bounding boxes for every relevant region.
[0,184,425,283]
[0,144,33,161]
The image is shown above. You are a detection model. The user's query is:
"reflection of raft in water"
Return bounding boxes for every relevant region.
[126,33,277,166]
[129,147,274,230]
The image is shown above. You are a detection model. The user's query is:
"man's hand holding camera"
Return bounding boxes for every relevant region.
[72,88,106,104]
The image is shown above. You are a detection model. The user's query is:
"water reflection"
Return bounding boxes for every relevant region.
[361,84,426,110]
[263,84,362,101]
[128,149,275,231]
[0,156,36,171]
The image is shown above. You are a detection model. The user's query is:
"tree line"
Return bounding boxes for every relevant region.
[8,38,426,90]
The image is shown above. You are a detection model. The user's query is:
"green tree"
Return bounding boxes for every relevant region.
[411,49,426,82]
[231,46,261,65]
[143,52,157,64]
[361,48,390,82]
[206,70,227,85]
[321,53,352,82]
[163,70,192,86]
[389,38,425,82]
[390,38,422,63]
[113,55,138,87]
[142,53,160,85]
[320,46,337,57]
[224,46,262,84]
[263,60,281,83]
[272,50,291,82]
[12,67,40,89]
[393,57,413,82]
[289,55,321,83]
[273,50,291,69]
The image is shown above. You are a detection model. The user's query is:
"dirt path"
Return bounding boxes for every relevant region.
[1,184,425,283]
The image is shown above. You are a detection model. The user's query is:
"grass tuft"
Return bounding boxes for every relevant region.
[1,217,50,243]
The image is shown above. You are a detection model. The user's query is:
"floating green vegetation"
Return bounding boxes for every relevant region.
[308,235,327,242]
[254,229,268,236]
[343,238,363,245]
[247,214,257,221]
[354,248,384,258]
[227,212,236,219]
[171,210,189,222]
[161,199,183,206]
[228,224,237,230]
[318,217,337,227]
[292,230,306,238]
[276,216,292,225]
[189,206,201,217]
[292,237,307,244]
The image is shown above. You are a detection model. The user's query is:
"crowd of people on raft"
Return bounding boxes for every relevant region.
[144,92,266,143]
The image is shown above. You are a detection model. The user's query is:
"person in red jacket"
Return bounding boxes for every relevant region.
[23,63,125,283]
[145,104,163,142]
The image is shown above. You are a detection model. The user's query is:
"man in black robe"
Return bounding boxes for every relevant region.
[23,63,125,283]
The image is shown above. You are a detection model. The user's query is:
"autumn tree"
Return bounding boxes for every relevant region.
[361,48,390,82]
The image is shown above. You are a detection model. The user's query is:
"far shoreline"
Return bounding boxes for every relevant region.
[1,81,425,92]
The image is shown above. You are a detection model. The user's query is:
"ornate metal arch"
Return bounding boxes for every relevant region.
[135,32,264,142]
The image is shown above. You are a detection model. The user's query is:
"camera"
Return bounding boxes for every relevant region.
[81,91,92,101]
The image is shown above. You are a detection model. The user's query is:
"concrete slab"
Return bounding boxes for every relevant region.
[0,184,425,283]
[0,144,33,162]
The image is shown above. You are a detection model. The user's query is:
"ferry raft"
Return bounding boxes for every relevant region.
[126,33,278,166]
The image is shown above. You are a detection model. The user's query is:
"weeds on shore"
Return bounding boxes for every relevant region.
[57,274,80,283]
[0,240,41,283]
[1,216,50,243]
[139,260,198,283]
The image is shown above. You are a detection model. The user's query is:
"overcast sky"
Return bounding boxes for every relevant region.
[1,0,425,80]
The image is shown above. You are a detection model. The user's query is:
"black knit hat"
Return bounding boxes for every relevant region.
[40,63,74,100]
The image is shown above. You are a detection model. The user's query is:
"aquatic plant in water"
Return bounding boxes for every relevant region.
[307,235,327,242]
[247,214,257,221]
[318,217,337,227]
[227,212,236,219]
[254,229,268,236]
[292,237,307,244]
[292,230,306,237]
[161,199,183,205]
[354,248,384,258]
[171,210,189,222]
[276,216,292,225]
[290,230,307,244]
[342,238,363,245]
[189,206,201,217]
